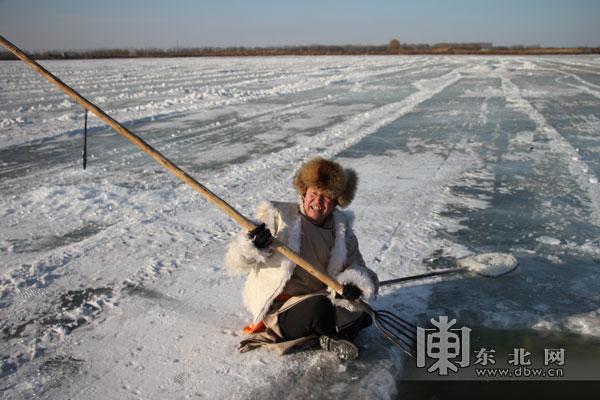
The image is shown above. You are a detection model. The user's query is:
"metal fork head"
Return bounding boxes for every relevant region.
[369,308,418,358]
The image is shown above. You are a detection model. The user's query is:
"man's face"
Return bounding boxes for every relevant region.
[303,187,336,224]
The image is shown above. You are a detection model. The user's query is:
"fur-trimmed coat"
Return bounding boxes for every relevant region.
[225,201,379,323]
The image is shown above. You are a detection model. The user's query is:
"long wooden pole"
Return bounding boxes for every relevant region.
[0,35,344,293]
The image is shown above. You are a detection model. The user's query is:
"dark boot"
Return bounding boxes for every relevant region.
[319,335,359,360]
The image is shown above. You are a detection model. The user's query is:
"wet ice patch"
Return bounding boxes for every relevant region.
[435,166,496,234]
[2,286,114,340]
[571,114,600,135]
[0,284,114,383]
[3,223,108,254]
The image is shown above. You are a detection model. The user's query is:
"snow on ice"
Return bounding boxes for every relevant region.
[1,55,600,398]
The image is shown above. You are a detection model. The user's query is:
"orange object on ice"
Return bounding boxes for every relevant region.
[243,321,266,334]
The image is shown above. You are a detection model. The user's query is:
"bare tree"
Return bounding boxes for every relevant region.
[388,38,401,54]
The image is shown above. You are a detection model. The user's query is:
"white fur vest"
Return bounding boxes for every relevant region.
[225,201,379,323]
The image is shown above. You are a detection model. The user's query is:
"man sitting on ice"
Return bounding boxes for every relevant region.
[225,157,379,360]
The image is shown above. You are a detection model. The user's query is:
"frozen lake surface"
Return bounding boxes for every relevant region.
[1,55,600,398]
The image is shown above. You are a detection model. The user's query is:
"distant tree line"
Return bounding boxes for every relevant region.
[1,40,599,60]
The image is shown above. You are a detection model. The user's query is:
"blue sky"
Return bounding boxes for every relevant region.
[1,0,599,51]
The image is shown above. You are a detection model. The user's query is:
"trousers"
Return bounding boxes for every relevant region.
[277,295,372,341]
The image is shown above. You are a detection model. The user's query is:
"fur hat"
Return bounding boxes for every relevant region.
[294,157,358,208]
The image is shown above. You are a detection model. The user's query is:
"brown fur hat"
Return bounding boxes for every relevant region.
[294,157,358,208]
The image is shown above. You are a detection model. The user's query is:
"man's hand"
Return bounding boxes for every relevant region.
[341,283,362,301]
[248,223,273,249]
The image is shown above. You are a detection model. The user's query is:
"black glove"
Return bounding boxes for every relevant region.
[341,283,362,301]
[248,223,273,249]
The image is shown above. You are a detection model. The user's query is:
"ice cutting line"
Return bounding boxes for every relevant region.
[0,35,418,356]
